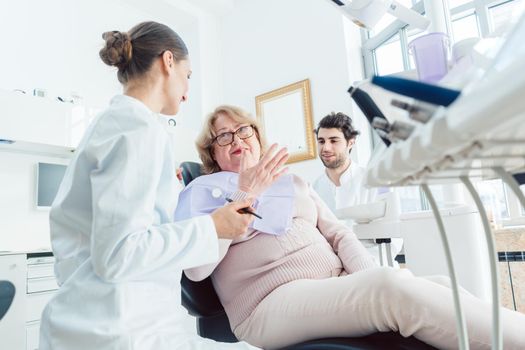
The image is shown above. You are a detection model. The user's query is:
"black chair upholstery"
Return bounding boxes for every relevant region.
[280,333,437,350]
[0,281,15,320]
[179,161,437,350]
[181,161,205,186]
[181,273,238,342]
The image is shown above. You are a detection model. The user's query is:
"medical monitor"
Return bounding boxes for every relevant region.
[36,162,67,208]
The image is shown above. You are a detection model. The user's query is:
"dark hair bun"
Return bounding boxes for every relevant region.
[99,31,132,68]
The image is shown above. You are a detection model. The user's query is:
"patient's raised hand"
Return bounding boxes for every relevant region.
[238,143,289,198]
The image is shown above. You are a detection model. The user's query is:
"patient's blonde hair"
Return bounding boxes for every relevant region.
[196,105,267,174]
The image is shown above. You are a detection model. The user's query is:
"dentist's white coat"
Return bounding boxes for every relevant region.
[39,95,257,350]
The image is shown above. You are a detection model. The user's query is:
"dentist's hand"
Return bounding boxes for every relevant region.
[211,199,255,239]
[238,143,289,198]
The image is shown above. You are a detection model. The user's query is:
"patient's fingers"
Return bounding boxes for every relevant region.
[272,166,289,181]
[258,143,278,166]
[240,148,248,172]
[266,148,289,173]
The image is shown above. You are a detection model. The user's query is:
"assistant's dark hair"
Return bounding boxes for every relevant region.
[315,112,360,142]
[99,21,188,84]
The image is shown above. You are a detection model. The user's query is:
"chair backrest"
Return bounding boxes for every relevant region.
[180,161,204,186]
[0,281,15,320]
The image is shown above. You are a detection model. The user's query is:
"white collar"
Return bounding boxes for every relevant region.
[340,161,357,186]
[111,95,169,128]
[111,94,153,114]
[324,160,356,187]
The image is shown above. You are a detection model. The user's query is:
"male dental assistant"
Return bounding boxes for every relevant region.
[313,112,402,263]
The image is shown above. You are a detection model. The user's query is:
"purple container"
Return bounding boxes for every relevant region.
[408,32,450,83]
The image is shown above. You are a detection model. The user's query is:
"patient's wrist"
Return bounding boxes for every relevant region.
[230,190,249,201]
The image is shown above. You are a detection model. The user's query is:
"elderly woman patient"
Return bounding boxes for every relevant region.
[174,105,525,350]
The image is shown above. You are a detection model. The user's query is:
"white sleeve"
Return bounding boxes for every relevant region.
[88,123,218,282]
[184,239,232,282]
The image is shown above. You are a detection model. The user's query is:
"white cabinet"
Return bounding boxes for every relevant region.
[0,88,76,158]
[0,140,74,159]
[26,292,55,323]
[0,254,26,350]
[25,254,58,350]
[26,322,40,350]
[0,89,72,147]
[0,252,58,350]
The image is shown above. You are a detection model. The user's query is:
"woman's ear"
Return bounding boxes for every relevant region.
[161,50,174,73]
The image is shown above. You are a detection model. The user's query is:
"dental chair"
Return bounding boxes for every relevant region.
[0,281,15,320]
[179,161,436,350]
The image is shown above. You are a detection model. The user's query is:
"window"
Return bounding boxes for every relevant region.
[488,0,524,33]
[449,0,524,39]
[475,179,510,221]
[451,11,480,41]
[374,34,404,75]
[397,186,445,212]
[505,183,525,225]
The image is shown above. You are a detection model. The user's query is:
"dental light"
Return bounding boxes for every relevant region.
[328,0,430,30]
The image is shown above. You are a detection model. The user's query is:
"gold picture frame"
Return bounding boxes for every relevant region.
[255,79,316,164]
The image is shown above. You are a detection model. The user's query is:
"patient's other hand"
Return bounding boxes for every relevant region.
[176,167,183,183]
[211,199,255,239]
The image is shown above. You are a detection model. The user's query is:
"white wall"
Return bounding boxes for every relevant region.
[0,0,203,121]
[217,0,369,183]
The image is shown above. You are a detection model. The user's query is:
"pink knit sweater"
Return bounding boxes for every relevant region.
[185,175,377,330]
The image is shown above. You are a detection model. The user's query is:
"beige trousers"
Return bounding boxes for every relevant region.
[234,267,525,350]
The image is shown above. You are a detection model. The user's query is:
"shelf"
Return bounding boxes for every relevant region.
[0,139,75,159]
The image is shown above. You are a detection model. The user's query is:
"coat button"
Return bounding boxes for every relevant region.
[211,188,222,199]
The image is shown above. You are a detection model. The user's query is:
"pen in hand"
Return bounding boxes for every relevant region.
[225,197,263,219]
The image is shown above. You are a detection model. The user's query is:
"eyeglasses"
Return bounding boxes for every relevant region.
[213,125,255,146]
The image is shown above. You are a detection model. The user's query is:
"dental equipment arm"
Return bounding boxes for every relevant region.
[348,86,416,143]
[391,99,438,123]
[327,0,430,30]
[348,86,391,146]
[371,75,461,107]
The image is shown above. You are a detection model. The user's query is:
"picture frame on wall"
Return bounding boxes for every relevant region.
[255,79,316,164]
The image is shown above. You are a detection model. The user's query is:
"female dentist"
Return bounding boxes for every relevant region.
[39,21,286,350]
